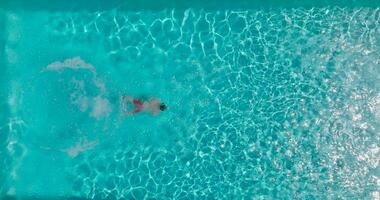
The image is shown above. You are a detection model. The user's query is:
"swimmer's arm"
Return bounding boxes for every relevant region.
[122,96,134,102]
[120,96,134,116]
[120,96,134,109]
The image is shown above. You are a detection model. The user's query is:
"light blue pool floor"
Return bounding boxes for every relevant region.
[1,8,380,199]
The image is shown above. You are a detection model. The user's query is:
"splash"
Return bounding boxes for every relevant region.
[65,137,99,157]
[45,57,112,120]
[37,137,99,158]
[46,57,95,71]
[90,96,112,120]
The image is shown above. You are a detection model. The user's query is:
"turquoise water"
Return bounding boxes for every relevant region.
[1,3,380,200]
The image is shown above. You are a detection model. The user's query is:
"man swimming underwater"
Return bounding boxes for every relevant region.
[120,96,167,116]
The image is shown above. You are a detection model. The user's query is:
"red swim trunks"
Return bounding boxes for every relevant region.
[132,99,144,113]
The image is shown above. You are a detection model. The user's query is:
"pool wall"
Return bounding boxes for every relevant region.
[0,10,9,197]
[2,0,380,11]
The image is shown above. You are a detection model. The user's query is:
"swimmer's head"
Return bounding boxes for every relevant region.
[159,103,167,111]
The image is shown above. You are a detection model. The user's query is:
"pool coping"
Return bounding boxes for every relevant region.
[2,0,380,11]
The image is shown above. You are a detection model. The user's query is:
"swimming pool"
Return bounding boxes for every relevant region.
[1,0,380,199]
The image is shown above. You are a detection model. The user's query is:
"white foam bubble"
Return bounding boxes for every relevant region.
[70,79,90,112]
[93,77,107,95]
[64,65,111,118]
[46,57,95,71]
[90,96,112,119]
[371,191,379,200]
[65,138,99,157]
[369,93,380,120]
[78,96,90,112]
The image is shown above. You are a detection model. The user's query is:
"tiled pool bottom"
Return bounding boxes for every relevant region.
[1,8,380,199]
